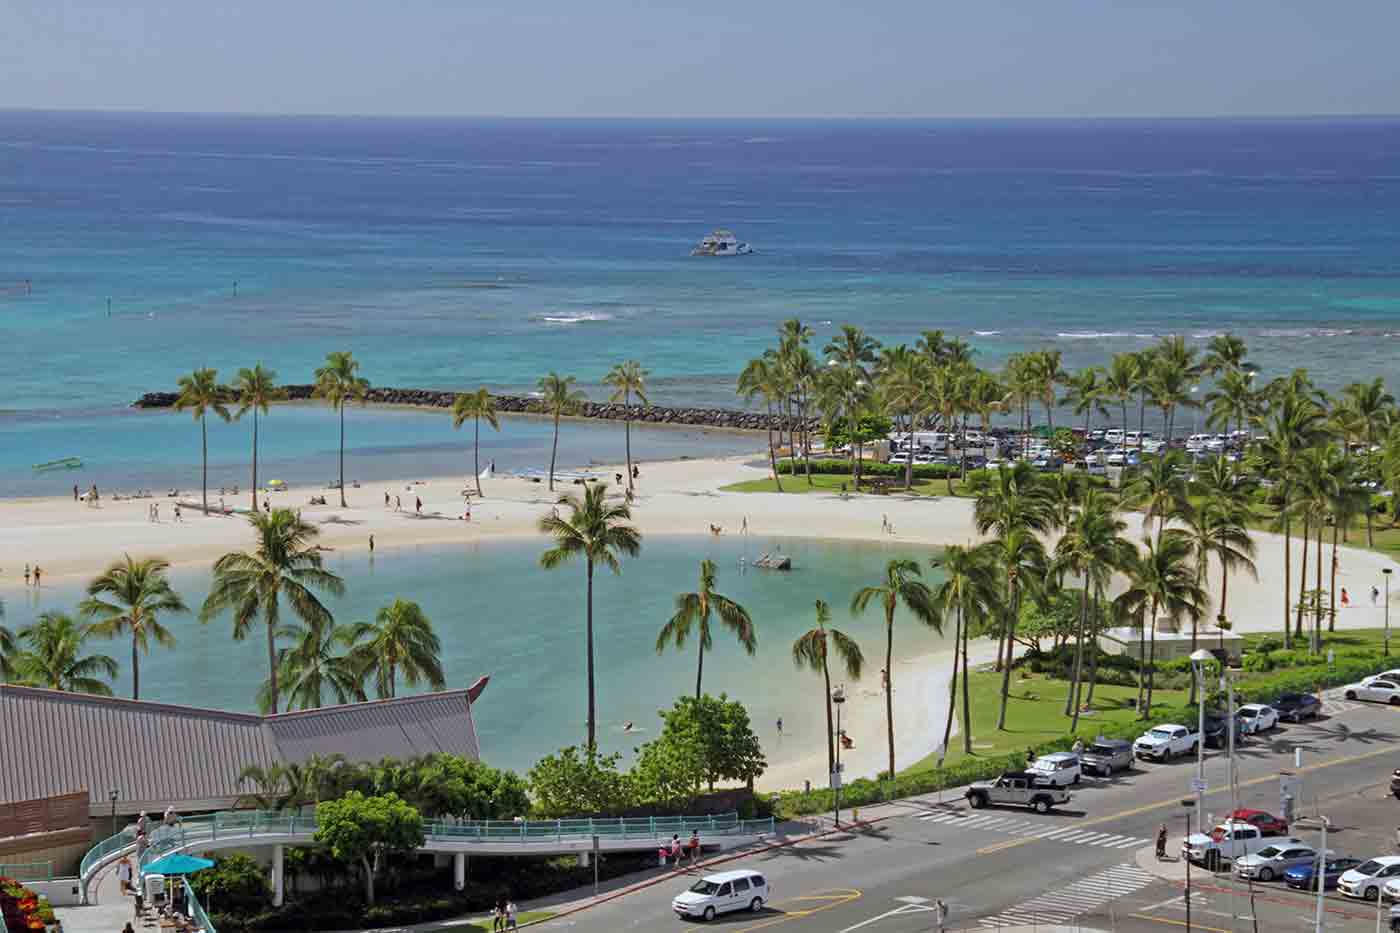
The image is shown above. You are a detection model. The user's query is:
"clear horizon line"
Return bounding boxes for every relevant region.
[3,105,1400,123]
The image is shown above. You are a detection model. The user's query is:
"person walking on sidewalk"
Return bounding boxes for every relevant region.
[1155,823,1168,860]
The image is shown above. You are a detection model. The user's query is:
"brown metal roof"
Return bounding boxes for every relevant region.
[0,684,482,815]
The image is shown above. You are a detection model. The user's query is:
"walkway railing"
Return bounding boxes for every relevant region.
[79,827,134,879]
[0,861,53,882]
[183,877,217,933]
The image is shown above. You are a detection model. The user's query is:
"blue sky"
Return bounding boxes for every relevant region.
[4,0,1398,117]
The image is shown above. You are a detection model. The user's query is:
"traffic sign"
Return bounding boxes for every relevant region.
[1190,778,1208,793]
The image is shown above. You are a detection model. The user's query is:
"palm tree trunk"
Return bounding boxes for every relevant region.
[624,390,634,493]
[1066,586,1087,719]
[387,660,397,699]
[251,408,259,514]
[996,582,1019,730]
[1219,551,1230,623]
[201,417,209,515]
[1085,589,1102,707]
[822,657,835,777]
[1282,512,1292,649]
[1143,602,1158,719]
[905,405,915,491]
[473,416,483,497]
[884,608,895,779]
[548,411,561,492]
[267,620,279,714]
[1329,520,1340,633]
[132,635,140,700]
[941,608,961,759]
[338,405,347,507]
[1314,520,1323,647]
[586,559,596,752]
[960,606,973,755]
[1296,515,1310,640]
[695,637,705,700]
[801,394,813,485]
[767,403,784,493]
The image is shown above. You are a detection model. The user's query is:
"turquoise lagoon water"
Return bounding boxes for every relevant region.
[3,535,949,774]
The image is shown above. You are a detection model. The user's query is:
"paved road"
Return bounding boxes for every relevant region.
[537,695,1400,932]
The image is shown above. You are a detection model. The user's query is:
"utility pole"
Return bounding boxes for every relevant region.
[1190,649,1213,835]
[832,686,846,828]
[1314,816,1328,932]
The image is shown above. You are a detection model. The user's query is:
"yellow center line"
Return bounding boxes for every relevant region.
[975,742,1400,856]
[720,889,863,932]
[1129,913,1233,932]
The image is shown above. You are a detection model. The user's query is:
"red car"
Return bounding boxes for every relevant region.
[1229,808,1288,836]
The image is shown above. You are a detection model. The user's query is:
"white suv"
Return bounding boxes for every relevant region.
[673,869,769,921]
[1029,752,1082,787]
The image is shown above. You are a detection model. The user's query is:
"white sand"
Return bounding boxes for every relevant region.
[3,455,1395,791]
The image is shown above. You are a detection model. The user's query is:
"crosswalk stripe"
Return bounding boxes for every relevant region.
[976,862,1158,927]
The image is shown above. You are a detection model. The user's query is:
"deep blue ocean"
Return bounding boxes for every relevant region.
[4,113,1400,494]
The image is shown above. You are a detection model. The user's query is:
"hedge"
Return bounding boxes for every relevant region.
[777,458,959,479]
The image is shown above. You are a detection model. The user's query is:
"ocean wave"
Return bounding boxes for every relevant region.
[536,312,613,325]
[1056,331,1133,339]
[972,330,1001,336]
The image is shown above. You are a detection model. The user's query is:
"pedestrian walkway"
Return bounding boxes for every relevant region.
[918,812,1150,850]
[975,863,1157,929]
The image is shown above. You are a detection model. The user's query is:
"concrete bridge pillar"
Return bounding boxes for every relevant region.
[453,852,466,891]
[271,844,285,907]
[578,849,590,868]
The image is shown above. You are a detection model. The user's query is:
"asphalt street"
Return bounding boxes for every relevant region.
[535,690,1400,932]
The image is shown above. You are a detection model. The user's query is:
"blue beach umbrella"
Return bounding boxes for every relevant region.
[144,853,216,875]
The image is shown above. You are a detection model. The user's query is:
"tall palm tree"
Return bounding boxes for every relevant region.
[851,559,940,779]
[1323,450,1369,634]
[1123,451,1190,540]
[1031,349,1068,435]
[987,527,1048,730]
[1146,358,1199,447]
[603,361,649,493]
[969,461,1052,674]
[537,372,585,492]
[8,612,118,695]
[1340,378,1395,547]
[232,364,285,513]
[1064,366,1108,439]
[451,389,500,498]
[174,367,231,515]
[0,599,14,683]
[270,619,364,712]
[791,599,864,776]
[930,544,997,756]
[347,599,445,700]
[1119,533,1207,717]
[823,325,880,487]
[313,351,370,507]
[877,347,928,491]
[739,356,790,492]
[80,555,188,700]
[201,508,345,714]
[1187,478,1258,626]
[656,559,755,698]
[1205,369,1258,455]
[1105,353,1141,443]
[1259,384,1326,648]
[538,483,641,751]
[1203,333,1255,378]
[782,342,820,484]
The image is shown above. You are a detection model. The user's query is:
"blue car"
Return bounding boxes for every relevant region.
[1285,857,1363,891]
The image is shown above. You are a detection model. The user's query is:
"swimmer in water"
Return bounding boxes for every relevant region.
[623,721,634,733]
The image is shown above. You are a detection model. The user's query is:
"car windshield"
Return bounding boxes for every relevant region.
[688,881,721,895]
[1240,708,1257,717]
[1148,729,1174,739]
[1357,860,1383,875]
[1256,847,1283,858]
[1089,744,1117,756]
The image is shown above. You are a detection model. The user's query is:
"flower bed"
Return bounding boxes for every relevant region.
[0,877,56,933]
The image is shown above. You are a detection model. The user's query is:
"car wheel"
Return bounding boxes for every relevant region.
[1033,798,1052,814]
[1390,696,1400,707]
[968,792,987,809]
[1346,690,1358,700]
[750,898,763,913]
[703,906,715,922]
[1206,851,1221,872]
[1073,774,1081,785]
[1259,868,1274,882]
[1365,886,1378,902]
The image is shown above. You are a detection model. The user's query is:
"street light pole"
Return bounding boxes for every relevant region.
[832,687,846,828]
[1314,815,1329,933]
[1190,649,1213,836]
[1181,799,1195,933]
[109,789,119,837]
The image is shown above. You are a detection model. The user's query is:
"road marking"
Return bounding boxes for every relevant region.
[725,889,862,933]
[975,739,1400,856]
[1130,914,1233,932]
[838,899,945,932]
[977,863,1157,928]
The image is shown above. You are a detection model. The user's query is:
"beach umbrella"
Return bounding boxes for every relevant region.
[143,853,215,875]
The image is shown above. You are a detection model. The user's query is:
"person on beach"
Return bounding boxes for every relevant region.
[219,496,226,514]
[369,534,375,553]
[741,515,748,534]
[1374,585,1381,606]
[776,717,783,737]
[31,566,40,587]
[1341,587,1351,608]
[23,564,30,585]
[415,495,422,514]
[173,504,182,522]
[385,490,390,508]
[615,472,623,485]
[395,495,402,512]
[73,484,79,501]
[153,502,160,522]
[881,514,888,533]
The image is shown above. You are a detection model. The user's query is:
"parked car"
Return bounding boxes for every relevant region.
[1080,739,1134,776]
[672,870,768,921]
[965,772,1073,814]
[1227,808,1289,836]
[1344,679,1400,705]
[1238,703,1279,734]
[1028,752,1082,787]
[1364,669,1400,685]
[1235,843,1327,882]
[1134,724,1200,761]
[888,452,911,465]
[1183,822,1296,871]
[1202,712,1245,749]
[1339,857,1400,900]
[1390,768,1400,800]
[1272,693,1323,722]
[1286,857,1363,891]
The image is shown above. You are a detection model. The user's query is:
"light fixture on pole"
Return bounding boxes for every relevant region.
[109,789,119,838]
[831,686,846,828]
[1190,649,1214,836]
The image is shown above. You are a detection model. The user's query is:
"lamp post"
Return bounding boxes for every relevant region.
[109,789,119,837]
[1181,799,1195,933]
[1190,649,1214,836]
[1312,814,1330,933]
[832,686,846,828]
[1384,568,1392,658]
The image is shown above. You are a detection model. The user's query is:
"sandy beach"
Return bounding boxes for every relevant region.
[3,453,1396,791]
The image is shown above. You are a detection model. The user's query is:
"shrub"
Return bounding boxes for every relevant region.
[776,458,957,479]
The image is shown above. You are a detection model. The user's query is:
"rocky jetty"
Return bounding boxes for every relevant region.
[133,386,817,433]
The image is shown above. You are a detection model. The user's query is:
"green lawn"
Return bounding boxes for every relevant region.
[904,669,1188,775]
[455,911,554,931]
[1241,626,1399,652]
[721,473,978,497]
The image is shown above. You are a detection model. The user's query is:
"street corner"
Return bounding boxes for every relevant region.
[1134,842,1191,883]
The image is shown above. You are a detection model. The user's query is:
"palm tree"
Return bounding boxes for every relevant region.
[987,527,1048,730]
[739,357,789,492]
[1259,384,1326,647]
[1205,370,1259,454]
[877,347,928,490]
[1123,451,1190,540]
[0,599,14,683]
[1119,533,1207,717]
[851,559,940,779]
[347,599,445,700]
[603,361,649,493]
[791,599,864,776]
[1064,367,1108,439]
[1145,358,1198,447]
[538,483,641,751]
[8,612,118,695]
[1186,481,1258,626]
[451,389,500,498]
[270,619,365,712]
[823,325,880,487]
[1203,333,1255,378]
[1323,451,1368,634]
[313,351,370,507]
[782,342,820,484]
[1105,353,1141,442]
[174,367,231,515]
[537,372,585,492]
[80,555,188,700]
[232,364,285,513]
[1340,378,1395,547]
[969,461,1052,675]
[201,508,346,713]
[656,559,755,699]
[930,544,997,756]
[1031,349,1068,434]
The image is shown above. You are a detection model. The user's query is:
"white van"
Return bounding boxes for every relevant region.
[673,869,769,921]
